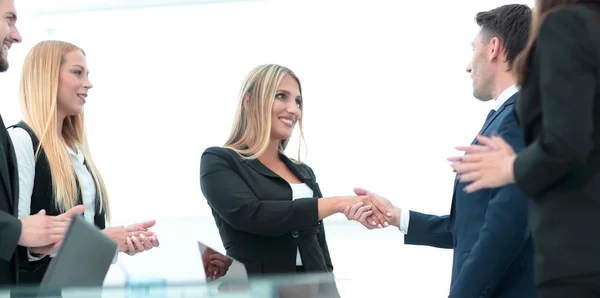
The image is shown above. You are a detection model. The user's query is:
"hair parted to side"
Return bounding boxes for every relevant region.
[19,40,110,220]
[224,64,306,162]
[514,0,600,84]
[475,4,533,70]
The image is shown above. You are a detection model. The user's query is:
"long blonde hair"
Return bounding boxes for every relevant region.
[224,64,306,161]
[19,40,110,220]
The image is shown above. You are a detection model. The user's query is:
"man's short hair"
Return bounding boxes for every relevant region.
[475,4,532,67]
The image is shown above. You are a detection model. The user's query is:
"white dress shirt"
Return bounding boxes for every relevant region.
[8,127,102,260]
[494,84,519,111]
[398,85,519,234]
[290,183,314,266]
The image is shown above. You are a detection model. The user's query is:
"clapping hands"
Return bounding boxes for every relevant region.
[103,220,160,256]
[22,205,86,256]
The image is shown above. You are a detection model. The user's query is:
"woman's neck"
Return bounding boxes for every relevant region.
[258,139,281,164]
[56,114,75,151]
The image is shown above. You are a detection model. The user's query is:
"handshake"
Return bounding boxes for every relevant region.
[342,187,401,229]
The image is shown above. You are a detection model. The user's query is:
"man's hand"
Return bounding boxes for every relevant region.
[29,240,62,256]
[18,205,85,247]
[353,188,401,227]
[202,247,233,280]
[57,205,86,220]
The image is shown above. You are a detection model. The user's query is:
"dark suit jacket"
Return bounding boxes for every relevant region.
[199,146,333,275]
[405,94,536,298]
[514,5,600,284]
[0,114,21,286]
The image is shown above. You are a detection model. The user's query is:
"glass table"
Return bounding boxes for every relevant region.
[0,273,352,298]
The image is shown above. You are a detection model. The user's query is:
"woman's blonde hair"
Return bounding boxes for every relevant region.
[19,40,110,220]
[224,64,306,161]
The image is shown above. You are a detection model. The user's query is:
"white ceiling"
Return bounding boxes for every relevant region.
[19,0,257,14]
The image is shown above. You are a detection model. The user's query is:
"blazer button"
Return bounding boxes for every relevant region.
[292,231,299,238]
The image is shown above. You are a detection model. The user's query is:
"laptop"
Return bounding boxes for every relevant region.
[196,241,341,297]
[197,241,249,292]
[40,215,117,289]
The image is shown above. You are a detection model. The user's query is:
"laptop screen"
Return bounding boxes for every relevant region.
[41,215,117,288]
[197,241,249,291]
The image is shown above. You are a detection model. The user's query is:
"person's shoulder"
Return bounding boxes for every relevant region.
[201,146,244,163]
[7,126,33,147]
[203,146,230,155]
[542,5,598,32]
[548,4,598,19]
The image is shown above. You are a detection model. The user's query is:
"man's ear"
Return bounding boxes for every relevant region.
[488,36,503,62]
[243,92,250,110]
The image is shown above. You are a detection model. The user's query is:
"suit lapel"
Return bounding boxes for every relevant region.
[6,136,18,215]
[0,143,12,200]
[452,94,518,214]
[82,160,106,229]
[246,155,321,196]
[281,157,311,181]
[0,115,13,204]
[473,94,517,144]
[246,158,280,179]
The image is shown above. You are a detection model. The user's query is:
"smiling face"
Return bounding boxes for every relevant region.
[57,50,93,119]
[270,74,302,141]
[0,0,22,72]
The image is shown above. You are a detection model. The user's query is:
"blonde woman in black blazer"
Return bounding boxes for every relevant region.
[200,64,385,276]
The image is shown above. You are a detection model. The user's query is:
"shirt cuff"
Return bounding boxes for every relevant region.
[399,209,410,234]
[27,248,46,262]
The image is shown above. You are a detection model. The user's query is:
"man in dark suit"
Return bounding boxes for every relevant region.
[450,2,600,297]
[0,0,84,286]
[346,5,535,298]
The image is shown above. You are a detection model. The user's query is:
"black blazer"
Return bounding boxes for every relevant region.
[0,114,21,285]
[514,5,600,284]
[199,146,333,276]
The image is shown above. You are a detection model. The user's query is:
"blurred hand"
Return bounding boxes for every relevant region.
[124,233,159,256]
[57,205,86,220]
[124,220,159,256]
[29,240,62,256]
[18,205,85,247]
[353,188,401,227]
[202,247,233,280]
[102,225,156,253]
[449,134,516,193]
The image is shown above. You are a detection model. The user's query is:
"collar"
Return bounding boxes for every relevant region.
[494,84,519,110]
[66,145,85,165]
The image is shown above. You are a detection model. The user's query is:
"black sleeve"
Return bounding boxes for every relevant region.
[199,148,319,237]
[514,7,598,197]
[304,164,334,272]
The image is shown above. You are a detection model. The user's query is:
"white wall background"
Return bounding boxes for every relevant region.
[0,0,534,296]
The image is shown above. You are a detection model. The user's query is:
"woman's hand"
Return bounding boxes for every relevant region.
[449,134,517,193]
[102,220,159,255]
[124,220,159,256]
